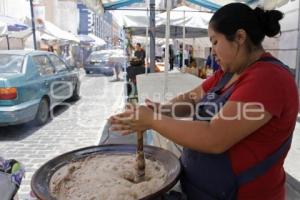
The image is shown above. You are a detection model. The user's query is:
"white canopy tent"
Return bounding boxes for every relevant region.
[121,6,212,38]
[88,33,106,46]
[112,9,155,28]
[188,0,290,10]
[158,6,212,67]
[40,33,57,41]
[0,17,31,49]
[37,20,79,43]
[157,6,212,30]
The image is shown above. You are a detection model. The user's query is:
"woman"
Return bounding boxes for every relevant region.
[109,3,298,200]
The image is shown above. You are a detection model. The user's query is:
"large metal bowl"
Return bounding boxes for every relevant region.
[31,144,181,200]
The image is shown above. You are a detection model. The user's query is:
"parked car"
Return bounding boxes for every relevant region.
[0,50,81,126]
[84,49,126,75]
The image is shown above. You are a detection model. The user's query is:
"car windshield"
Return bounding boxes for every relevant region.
[0,54,24,73]
[88,52,111,62]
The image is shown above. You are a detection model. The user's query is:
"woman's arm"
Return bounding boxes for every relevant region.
[111,101,272,154]
[151,101,272,154]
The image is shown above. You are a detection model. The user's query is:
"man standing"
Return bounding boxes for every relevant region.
[133,43,145,66]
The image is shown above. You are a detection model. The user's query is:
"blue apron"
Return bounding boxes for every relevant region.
[180,57,293,200]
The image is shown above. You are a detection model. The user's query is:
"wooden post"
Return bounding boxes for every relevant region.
[135,131,145,182]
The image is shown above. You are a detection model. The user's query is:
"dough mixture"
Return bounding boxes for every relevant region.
[50,154,167,200]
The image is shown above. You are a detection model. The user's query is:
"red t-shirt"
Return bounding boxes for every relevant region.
[202,53,299,200]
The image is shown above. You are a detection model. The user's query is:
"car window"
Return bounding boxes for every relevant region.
[0,54,24,73]
[32,55,55,76]
[88,53,111,62]
[48,55,68,72]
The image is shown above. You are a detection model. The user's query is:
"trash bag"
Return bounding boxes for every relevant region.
[0,157,25,200]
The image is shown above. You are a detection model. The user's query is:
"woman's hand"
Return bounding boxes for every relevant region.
[109,105,154,135]
[145,98,161,112]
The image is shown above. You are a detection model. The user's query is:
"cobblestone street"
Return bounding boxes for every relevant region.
[0,70,125,199]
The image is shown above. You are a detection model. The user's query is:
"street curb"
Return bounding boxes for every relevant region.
[286,173,300,199]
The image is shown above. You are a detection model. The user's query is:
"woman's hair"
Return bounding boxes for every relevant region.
[209,3,284,46]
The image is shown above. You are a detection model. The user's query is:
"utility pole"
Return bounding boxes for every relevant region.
[149,0,155,72]
[30,0,37,50]
[6,35,10,50]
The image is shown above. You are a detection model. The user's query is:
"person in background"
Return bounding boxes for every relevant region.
[169,44,174,70]
[133,43,145,66]
[188,45,194,65]
[47,45,54,52]
[162,45,175,70]
[109,3,298,200]
[109,58,122,81]
[206,47,220,72]
[183,45,189,67]
[177,44,183,68]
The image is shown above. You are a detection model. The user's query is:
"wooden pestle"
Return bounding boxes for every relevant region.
[134,131,145,183]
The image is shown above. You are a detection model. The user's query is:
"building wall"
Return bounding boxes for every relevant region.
[0,0,28,20]
[41,0,78,35]
[77,1,122,49]
[78,3,93,35]
[102,11,113,46]
[43,0,56,21]
[56,1,78,34]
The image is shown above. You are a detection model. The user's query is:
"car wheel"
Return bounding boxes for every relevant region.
[69,83,80,101]
[86,70,90,74]
[34,98,50,126]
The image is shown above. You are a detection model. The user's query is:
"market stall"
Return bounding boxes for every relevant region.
[0,15,31,50]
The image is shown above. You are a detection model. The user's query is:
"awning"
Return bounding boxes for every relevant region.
[103,0,144,10]
[7,29,32,39]
[88,34,106,46]
[112,9,154,27]
[157,6,212,29]
[81,0,144,13]
[89,0,290,12]
[78,34,94,44]
[121,6,212,38]
[186,0,290,11]
[40,33,57,41]
[36,20,79,43]
[0,15,31,39]
[0,15,28,32]
[78,34,106,46]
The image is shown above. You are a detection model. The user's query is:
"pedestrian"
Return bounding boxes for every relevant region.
[109,3,298,200]
[177,44,183,68]
[183,45,189,67]
[162,45,175,70]
[109,58,122,81]
[169,44,174,70]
